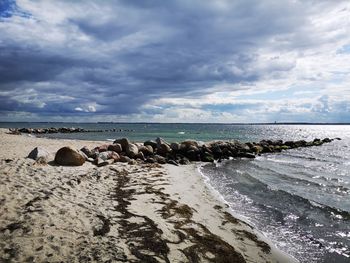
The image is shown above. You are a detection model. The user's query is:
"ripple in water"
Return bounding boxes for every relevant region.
[200,128,350,263]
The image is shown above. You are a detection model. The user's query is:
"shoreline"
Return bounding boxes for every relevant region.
[0,129,297,262]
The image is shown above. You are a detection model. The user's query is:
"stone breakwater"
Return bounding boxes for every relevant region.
[26,135,341,167]
[9,127,134,134]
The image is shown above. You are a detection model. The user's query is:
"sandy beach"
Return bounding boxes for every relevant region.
[0,128,296,262]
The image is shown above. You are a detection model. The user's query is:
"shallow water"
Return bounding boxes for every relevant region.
[1,122,350,262]
[199,126,350,263]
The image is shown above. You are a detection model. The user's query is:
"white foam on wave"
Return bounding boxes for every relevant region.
[196,163,254,224]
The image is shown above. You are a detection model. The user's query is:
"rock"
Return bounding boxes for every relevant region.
[138,145,153,156]
[273,146,282,152]
[78,150,88,160]
[180,140,199,151]
[145,157,156,163]
[322,138,332,143]
[126,143,139,158]
[154,154,166,164]
[144,140,157,150]
[119,156,131,163]
[157,143,172,156]
[87,157,95,162]
[28,147,50,163]
[96,158,114,167]
[239,152,255,159]
[335,137,341,140]
[284,141,295,148]
[80,146,93,157]
[54,147,85,166]
[313,140,323,146]
[261,145,274,153]
[271,140,283,146]
[113,138,130,151]
[201,152,214,162]
[128,159,137,165]
[231,140,251,152]
[186,150,200,161]
[97,144,109,152]
[294,140,307,148]
[97,151,120,162]
[251,145,263,153]
[155,137,170,147]
[211,145,222,159]
[170,143,180,151]
[108,144,122,153]
[280,145,290,150]
[245,142,255,150]
[179,157,190,165]
[135,152,145,161]
[167,160,179,166]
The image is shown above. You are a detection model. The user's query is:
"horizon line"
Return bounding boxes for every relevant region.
[1,121,350,125]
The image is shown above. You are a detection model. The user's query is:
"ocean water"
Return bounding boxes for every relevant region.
[1,122,349,262]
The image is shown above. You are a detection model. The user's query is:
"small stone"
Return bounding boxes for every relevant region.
[167,160,179,166]
[119,156,131,163]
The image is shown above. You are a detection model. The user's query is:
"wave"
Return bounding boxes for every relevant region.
[203,164,350,221]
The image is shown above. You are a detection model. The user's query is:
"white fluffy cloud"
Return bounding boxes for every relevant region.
[0,0,349,122]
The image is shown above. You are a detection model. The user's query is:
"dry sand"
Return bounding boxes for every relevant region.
[0,128,297,262]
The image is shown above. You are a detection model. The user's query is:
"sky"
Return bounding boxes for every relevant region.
[0,0,350,123]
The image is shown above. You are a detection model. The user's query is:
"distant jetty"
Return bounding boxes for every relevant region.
[8,127,134,134]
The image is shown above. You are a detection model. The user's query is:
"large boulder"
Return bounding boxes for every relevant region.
[157,143,172,156]
[170,142,180,151]
[155,137,170,147]
[97,144,109,152]
[144,140,157,150]
[231,140,251,152]
[251,145,263,154]
[113,138,130,151]
[322,138,332,143]
[186,150,200,161]
[108,143,122,153]
[180,140,199,151]
[126,143,139,158]
[138,145,153,156]
[211,145,223,159]
[54,147,85,166]
[28,147,50,163]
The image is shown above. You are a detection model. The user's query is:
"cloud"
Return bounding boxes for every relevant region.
[0,0,349,122]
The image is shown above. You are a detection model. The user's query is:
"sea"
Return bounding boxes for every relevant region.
[1,122,349,263]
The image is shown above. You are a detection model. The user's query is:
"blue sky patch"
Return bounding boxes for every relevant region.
[0,0,31,19]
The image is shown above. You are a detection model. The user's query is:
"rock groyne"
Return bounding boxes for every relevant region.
[36,136,340,167]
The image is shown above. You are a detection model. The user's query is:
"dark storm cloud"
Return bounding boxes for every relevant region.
[0,0,349,121]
